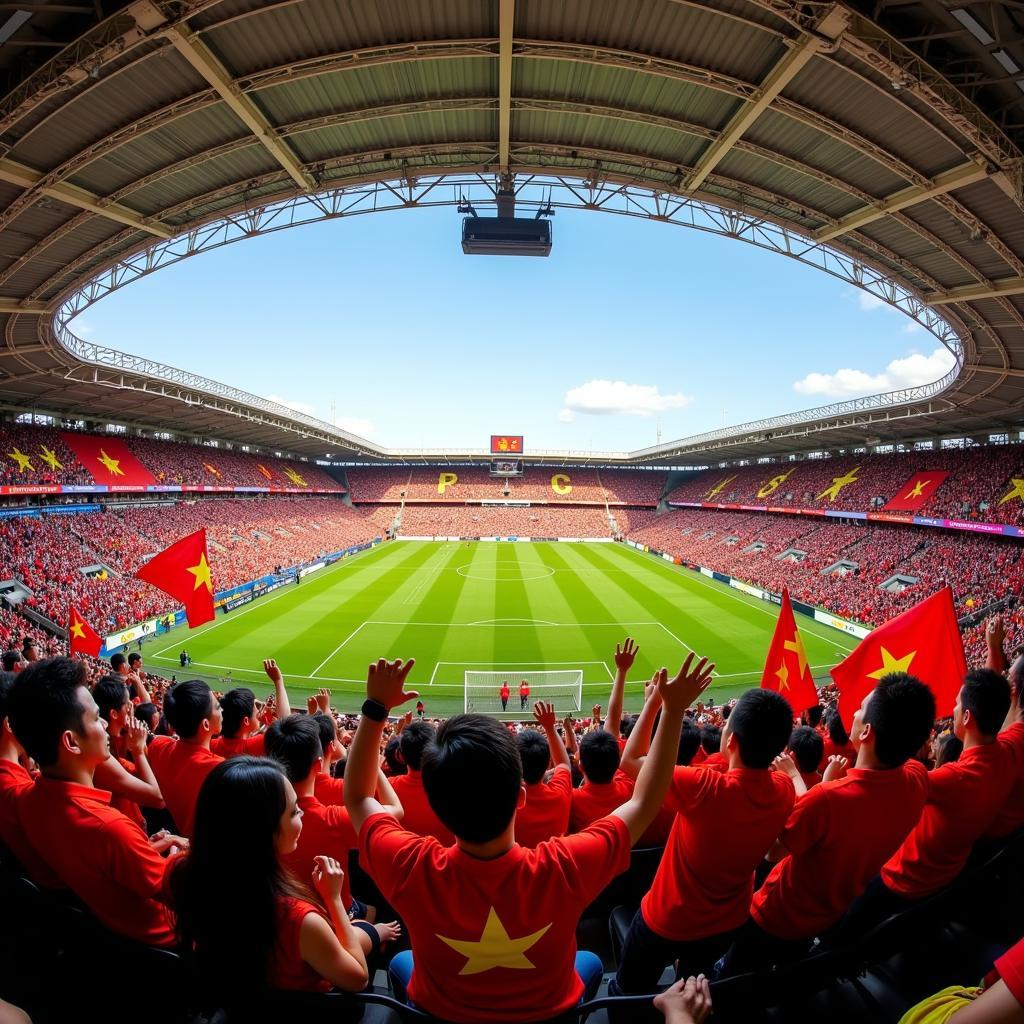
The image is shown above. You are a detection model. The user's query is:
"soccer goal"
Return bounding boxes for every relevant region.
[464,669,583,716]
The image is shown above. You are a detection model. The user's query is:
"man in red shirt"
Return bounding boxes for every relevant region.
[345,652,715,1024]
[570,729,634,832]
[985,653,1024,839]
[211,659,291,757]
[500,682,510,712]
[788,726,824,791]
[519,679,530,711]
[7,657,184,946]
[717,673,936,974]
[390,719,455,844]
[612,687,796,993]
[844,668,1024,932]
[516,702,573,847]
[146,678,224,837]
[312,711,346,807]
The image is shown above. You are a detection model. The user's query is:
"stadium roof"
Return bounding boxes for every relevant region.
[0,0,1021,465]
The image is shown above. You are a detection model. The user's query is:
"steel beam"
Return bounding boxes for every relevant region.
[165,24,314,191]
[498,0,515,171]
[0,158,173,238]
[814,158,992,242]
[0,300,48,314]
[926,277,1024,303]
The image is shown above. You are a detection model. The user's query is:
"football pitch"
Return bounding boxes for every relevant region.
[145,540,860,716]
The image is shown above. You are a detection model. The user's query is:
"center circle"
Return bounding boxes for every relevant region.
[456,563,556,582]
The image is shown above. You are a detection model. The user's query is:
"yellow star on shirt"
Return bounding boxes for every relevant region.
[97,448,125,477]
[38,445,63,471]
[816,467,860,502]
[867,646,917,680]
[437,906,551,976]
[186,552,213,593]
[8,448,33,472]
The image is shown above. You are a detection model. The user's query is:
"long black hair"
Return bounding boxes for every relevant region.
[170,756,314,994]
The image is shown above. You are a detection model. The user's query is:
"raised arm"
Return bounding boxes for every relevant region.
[562,716,579,761]
[263,659,292,720]
[612,653,715,844]
[301,855,369,991]
[534,701,570,772]
[605,637,638,739]
[128,671,151,705]
[345,658,417,834]
[375,769,404,820]
[619,678,662,780]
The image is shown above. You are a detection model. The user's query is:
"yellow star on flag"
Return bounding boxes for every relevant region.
[867,646,917,680]
[705,474,737,499]
[97,448,125,477]
[70,618,86,640]
[816,466,860,502]
[437,906,551,976]
[38,445,63,471]
[775,661,790,690]
[784,632,809,679]
[998,478,1024,506]
[906,479,930,499]
[8,448,33,472]
[186,552,213,593]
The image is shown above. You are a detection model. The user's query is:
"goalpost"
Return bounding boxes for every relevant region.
[464,669,583,716]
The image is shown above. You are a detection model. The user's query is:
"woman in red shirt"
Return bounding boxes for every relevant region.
[171,757,372,1001]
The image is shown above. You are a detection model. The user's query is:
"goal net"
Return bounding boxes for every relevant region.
[464,670,583,716]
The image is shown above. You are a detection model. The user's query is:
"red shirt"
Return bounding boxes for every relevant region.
[569,770,634,832]
[391,770,455,845]
[268,896,331,993]
[643,767,795,941]
[800,771,822,790]
[314,773,344,807]
[702,752,728,772]
[500,685,510,699]
[103,756,147,832]
[751,761,929,940]
[360,812,631,1022]
[146,736,223,838]
[987,772,1024,840]
[517,767,572,848]
[17,776,176,946]
[882,724,1024,898]
[819,739,857,772]
[283,795,358,908]
[519,683,529,696]
[0,760,62,887]
[210,733,266,758]
[994,937,1024,1006]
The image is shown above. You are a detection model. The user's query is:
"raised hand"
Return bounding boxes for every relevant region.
[123,711,150,758]
[533,701,557,730]
[311,855,346,904]
[592,703,602,721]
[772,753,800,780]
[316,687,332,713]
[822,754,848,783]
[614,637,639,672]
[366,658,417,711]
[263,658,283,686]
[307,695,318,715]
[644,671,662,706]
[658,653,716,714]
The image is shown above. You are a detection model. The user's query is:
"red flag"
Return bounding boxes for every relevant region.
[830,586,965,730]
[68,605,103,658]
[60,432,156,486]
[134,529,215,627]
[761,587,819,713]
[882,471,950,512]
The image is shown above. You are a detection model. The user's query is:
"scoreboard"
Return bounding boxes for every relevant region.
[490,435,524,455]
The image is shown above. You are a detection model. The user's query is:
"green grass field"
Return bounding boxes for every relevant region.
[144,540,859,716]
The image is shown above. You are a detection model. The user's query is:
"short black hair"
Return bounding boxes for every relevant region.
[578,730,620,784]
[220,688,256,738]
[826,708,850,746]
[863,673,936,768]
[621,715,638,739]
[728,689,793,769]
[422,714,522,843]
[804,704,823,729]
[517,729,551,785]
[399,719,435,771]
[961,668,1011,737]
[264,714,320,784]
[789,725,824,775]
[383,735,405,775]
[933,732,963,768]
[21,637,37,649]
[164,679,214,740]
[8,657,90,767]
[311,712,337,757]
[110,653,126,671]
[128,652,142,668]
[0,674,14,725]
[136,702,160,730]
[93,676,130,722]
[678,718,702,766]
[2,650,23,672]
[700,726,721,756]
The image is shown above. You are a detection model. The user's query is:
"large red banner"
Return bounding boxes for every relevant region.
[882,471,949,512]
[60,433,156,486]
[490,435,524,454]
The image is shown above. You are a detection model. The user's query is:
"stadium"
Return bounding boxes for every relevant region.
[0,0,1021,1021]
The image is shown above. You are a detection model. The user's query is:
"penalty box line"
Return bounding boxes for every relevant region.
[428,660,614,686]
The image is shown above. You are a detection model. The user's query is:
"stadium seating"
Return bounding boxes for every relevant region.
[399,504,611,537]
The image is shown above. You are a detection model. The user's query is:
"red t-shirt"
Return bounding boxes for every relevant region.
[0,760,62,887]
[751,761,929,941]
[268,896,331,993]
[500,685,510,699]
[987,772,1024,840]
[882,724,1024,899]
[569,770,634,832]
[390,770,455,845]
[819,739,857,773]
[314,773,344,807]
[702,752,728,772]
[519,683,529,696]
[17,776,177,946]
[146,736,223,838]
[100,756,147,832]
[994,937,1024,1006]
[643,767,795,941]
[800,771,822,790]
[517,767,572,848]
[283,795,358,909]
[210,732,266,758]
[360,812,631,1022]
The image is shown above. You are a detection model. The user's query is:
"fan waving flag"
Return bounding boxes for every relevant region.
[830,586,966,730]
[68,606,103,658]
[761,587,819,713]
[134,529,215,627]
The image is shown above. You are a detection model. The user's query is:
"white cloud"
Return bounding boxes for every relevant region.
[856,291,887,312]
[335,415,376,437]
[268,394,317,416]
[793,346,956,399]
[560,379,693,420]
[903,320,924,334]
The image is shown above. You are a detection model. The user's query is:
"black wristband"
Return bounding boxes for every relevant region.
[361,698,388,722]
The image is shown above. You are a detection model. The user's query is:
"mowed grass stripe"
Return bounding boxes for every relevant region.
[491,545,545,670]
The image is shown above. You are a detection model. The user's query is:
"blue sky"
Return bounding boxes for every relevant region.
[73,205,953,453]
